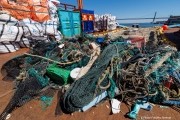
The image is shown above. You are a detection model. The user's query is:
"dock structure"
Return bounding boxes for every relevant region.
[165,15,180,25]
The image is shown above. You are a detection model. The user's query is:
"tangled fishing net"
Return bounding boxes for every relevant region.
[1,31,180,119]
[0,36,93,119]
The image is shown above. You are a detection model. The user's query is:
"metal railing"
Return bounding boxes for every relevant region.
[56,3,76,10]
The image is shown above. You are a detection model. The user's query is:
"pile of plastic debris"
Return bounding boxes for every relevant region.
[0,29,180,120]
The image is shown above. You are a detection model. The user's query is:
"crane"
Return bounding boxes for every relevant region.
[77,0,83,9]
[152,12,157,23]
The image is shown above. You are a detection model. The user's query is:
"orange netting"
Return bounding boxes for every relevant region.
[30,6,50,22]
[16,0,47,7]
[0,0,50,22]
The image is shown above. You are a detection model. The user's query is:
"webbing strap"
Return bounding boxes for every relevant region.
[45,21,47,35]
[26,26,32,36]
[20,35,28,48]
[14,27,20,42]
[9,41,17,50]
[5,15,11,24]
[0,24,5,39]
[53,21,55,35]
[1,42,11,53]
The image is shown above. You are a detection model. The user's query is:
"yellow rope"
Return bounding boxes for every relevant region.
[157,28,177,47]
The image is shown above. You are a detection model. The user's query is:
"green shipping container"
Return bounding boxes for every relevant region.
[57,10,81,37]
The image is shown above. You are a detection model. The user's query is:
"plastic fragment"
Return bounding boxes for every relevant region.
[5,114,11,120]
[159,106,169,108]
[106,105,109,109]
[127,103,141,119]
[81,91,108,112]
[111,99,121,114]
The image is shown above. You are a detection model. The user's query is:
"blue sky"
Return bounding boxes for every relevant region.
[59,0,180,23]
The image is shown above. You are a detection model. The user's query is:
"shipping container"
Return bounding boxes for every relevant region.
[57,10,81,37]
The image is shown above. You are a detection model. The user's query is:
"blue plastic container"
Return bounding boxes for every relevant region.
[57,10,81,37]
[82,21,94,33]
[80,9,94,14]
[96,37,104,43]
[88,10,94,14]
[82,21,88,32]
[88,21,94,32]
[80,9,89,14]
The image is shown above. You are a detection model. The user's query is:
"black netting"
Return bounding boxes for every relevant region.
[1,55,26,82]
[0,75,42,120]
